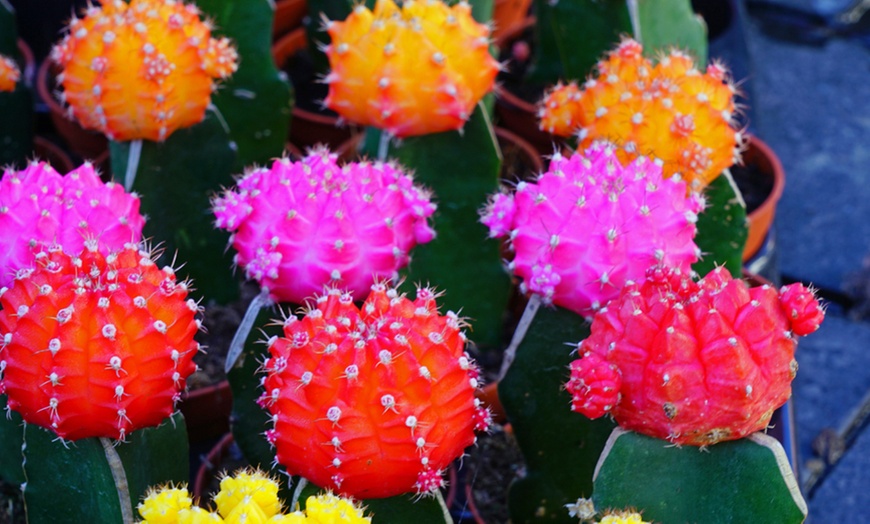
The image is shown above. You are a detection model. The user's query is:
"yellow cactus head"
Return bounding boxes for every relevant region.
[302,492,371,524]
[0,53,20,92]
[137,486,194,524]
[213,469,283,521]
[324,0,498,138]
[597,510,651,524]
[539,37,742,191]
[51,0,238,142]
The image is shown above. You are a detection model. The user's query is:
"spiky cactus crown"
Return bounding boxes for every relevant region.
[51,0,238,142]
[566,266,824,446]
[260,283,489,499]
[212,148,436,305]
[0,161,145,289]
[539,38,742,191]
[0,242,201,441]
[0,53,20,92]
[481,144,703,318]
[323,0,499,137]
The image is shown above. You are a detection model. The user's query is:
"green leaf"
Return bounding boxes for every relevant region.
[635,0,708,66]
[109,112,240,305]
[693,170,748,278]
[0,5,34,168]
[0,395,24,485]
[527,0,631,85]
[369,104,512,351]
[21,414,188,524]
[499,305,616,523]
[197,0,294,171]
[593,429,807,523]
[362,494,449,523]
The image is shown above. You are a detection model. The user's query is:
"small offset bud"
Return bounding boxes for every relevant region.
[0,54,21,92]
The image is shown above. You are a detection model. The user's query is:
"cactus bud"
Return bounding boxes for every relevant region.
[0,53,20,92]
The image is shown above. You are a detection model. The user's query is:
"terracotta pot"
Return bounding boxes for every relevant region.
[741,135,785,262]
[180,381,233,444]
[492,0,533,41]
[16,39,35,88]
[36,57,108,161]
[272,28,358,152]
[273,0,308,40]
[33,136,75,174]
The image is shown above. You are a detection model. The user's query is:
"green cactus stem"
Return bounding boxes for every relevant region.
[0,395,24,485]
[21,413,188,524]
[592,428,807,523]
[693,169,749,278]
[498,304,616,523]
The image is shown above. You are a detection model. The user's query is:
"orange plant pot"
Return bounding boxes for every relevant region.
[742,135,785,261]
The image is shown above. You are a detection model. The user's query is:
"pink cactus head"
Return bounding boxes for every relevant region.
[212,148,436,304]
[480,143,704,318]
[566,266,825,446]
[0,161,145,289]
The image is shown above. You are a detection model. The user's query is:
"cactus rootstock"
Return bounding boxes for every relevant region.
[212,148,436,305]
[323,0,499,137]
[0,242,201,441]
[566,266,824,446]
[0,53,19,92]
[0,161,144,289]
[539,38,742,191]
[260,283,489,499]
[481,143,703,318]
[51,0,238,142]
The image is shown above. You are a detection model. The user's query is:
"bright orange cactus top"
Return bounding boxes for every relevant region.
[51,0,238,142]
[324,0,499,138]
[539,38,742,191]
[0,54,20,92]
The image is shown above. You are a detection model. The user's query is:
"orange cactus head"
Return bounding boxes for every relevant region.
[324,0,499,138]
[539,37,742,191]
[51,0,238,142]
[0,54,20,92]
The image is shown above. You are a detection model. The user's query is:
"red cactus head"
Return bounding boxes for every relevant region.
[260,283,489,498]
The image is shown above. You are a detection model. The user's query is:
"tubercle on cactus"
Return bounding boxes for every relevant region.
[322,0,499,137]
[538,37,744,191]
[0,241,202,441]
[259,282,490,499]
[566,266,825,446]
[51,0,238,142]
[0,53,20,92]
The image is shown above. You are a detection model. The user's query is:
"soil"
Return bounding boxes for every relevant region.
[496,23,543,106]
[731,162,773,215]
[461,425,525,524]
[0,479,24,524]
[282,47,340,116]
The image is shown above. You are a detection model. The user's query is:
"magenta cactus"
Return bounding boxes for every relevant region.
[481,143,704,317]
[0,161,145,289]
[212,148,436,304]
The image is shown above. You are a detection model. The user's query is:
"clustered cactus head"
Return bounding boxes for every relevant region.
[596,511,651,524]
[481,144,703,318]
[0,242,201,441]
[0,53,20,92]
[212,148,436,305]
[51,0,238,142]
[539,38,742,191]
[323,0,499,137]
[0,161,145,289]
[566,266,824,446]
[138,468,371,523]
[260,283,489,499]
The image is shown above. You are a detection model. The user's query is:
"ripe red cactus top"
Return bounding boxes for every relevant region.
[0,53,20,92]
[539,38,742,191]
[0,161,145,289]
[323,0,499,137]
[51,0,238,142]
[0,242,201,441]
[566,266,824,446]
[260,283,489,499]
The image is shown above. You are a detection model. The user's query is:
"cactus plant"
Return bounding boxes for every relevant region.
[566,265,824,446]
[0,2,34,168]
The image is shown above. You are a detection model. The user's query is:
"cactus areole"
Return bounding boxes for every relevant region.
[0,53,20,92]
[539,38,742,191]
[212,149,436,305]
[51,0,238,142]
[260,283,490,499]
[0,242,201,441]
[323,0,499,137]
[566,266,824,446]
[481,144,703,318]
